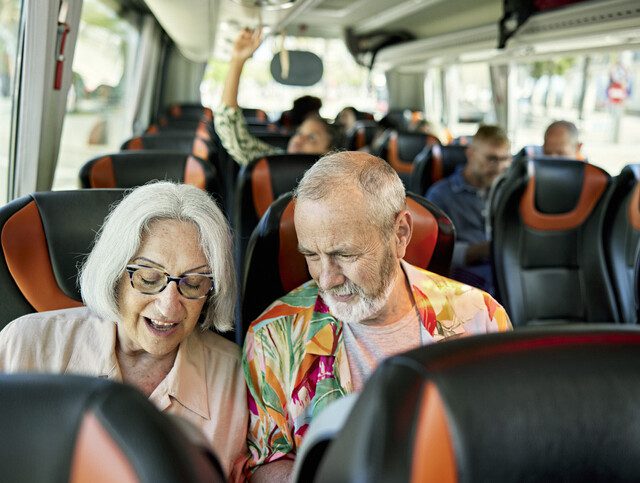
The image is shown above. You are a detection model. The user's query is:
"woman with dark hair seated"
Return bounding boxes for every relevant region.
[214,28,343,166]
[278,95,322,129]
[0,182,247,480]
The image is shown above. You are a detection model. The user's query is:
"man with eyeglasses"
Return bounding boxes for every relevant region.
[425,125,511,294]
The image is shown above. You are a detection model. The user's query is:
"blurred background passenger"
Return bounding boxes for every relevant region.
[409,118,447,145]
[425,125,511,294]
[543,120,583,159]
[278,94,322,129]
[0,182,247,480]
[335,106,359,132]
[215,28,342,166]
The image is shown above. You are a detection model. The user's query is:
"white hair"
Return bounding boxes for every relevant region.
[79,182,236,332]
[294,151,406,234]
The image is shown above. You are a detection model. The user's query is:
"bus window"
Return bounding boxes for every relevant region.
[201,35,383,119]
[0,0,22,204]
[512,51,639,174]
[54,0,139,190]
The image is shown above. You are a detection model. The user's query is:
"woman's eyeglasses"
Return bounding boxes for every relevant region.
[125,265,214,300]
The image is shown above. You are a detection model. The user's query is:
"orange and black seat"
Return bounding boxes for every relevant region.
[492,157,619,326]
[252,132,292,150]
[410,144,468,195]
[0,189,125,330]
[313,325,640,482]
[120,134,223,200]
[163,102,214,122]
[345,120,378,150]
[241,107,269,123]
[0,374,224,482]
[385,131,439,175]
[146,118,214,142]
[451,135,471,146]
[602,164,640,324]
[234,154,319,266]
[79,151,222,202]
[121,132,211,155]
[240,192,455,340]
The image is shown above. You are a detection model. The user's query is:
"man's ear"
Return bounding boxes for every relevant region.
[394,210,413,259]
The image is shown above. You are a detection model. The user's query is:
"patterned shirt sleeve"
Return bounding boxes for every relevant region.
[242,320,296,477]
[214,105,283,166]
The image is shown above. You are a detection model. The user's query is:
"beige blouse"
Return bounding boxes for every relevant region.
[0,306,248,480]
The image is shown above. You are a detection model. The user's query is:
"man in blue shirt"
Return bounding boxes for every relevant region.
[425,125,511,294]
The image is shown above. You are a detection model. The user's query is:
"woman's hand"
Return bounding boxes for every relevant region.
[232,27,263,62]
[221,27,263,108]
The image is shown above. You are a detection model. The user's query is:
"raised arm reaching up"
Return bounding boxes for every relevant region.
[221,27,263,109]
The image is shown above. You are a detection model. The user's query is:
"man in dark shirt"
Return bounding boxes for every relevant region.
[425,125,511,293]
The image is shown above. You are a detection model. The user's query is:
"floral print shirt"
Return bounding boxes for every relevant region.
[214,105,282,166]
[241,260,512,476]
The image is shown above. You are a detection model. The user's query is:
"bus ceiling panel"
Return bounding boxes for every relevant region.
[507,0,640,52]
[374,24,499,71]
[373,0,640,72]
[217,0,501,42]
[357,0,501,38]
[143,0,221,62]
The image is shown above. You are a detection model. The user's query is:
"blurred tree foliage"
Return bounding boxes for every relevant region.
[530,57,576,78]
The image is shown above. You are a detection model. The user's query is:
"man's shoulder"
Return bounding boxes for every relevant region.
[424,176,454,201]
[408,262,488,298]
[405,262,511,333]
[246,281,322,336]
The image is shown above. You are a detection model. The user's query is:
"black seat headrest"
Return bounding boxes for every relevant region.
[0,374,224,483]
[0,189,126,328]
[316,325,640,482]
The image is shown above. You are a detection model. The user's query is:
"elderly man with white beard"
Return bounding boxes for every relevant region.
[240,151,512,482]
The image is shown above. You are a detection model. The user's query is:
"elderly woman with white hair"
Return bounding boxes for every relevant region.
[0,181,247,480]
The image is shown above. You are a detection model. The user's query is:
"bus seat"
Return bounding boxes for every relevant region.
[79,151,223,202]
[292,394,358,483]
[252,132,292,150]
[410,144,468,195]
[240,191,455,340]
[246,121,283,132]
[0,374,224,483]
[314,325,640,482]
[121,133,211,154]
[602,164,640,324]
[153,117,210,131]
[514,144,543,163]
[164,102,214,122]
[451,135,471,146]
[0,189,125,330]
[356,111,375,121]
[120,134,223,199]
[241,107,269,123]
[345,120,378,150]
[146,118,214,142]
[234,154,320,268]
[492,157,619,326]
[386,131,439,176]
